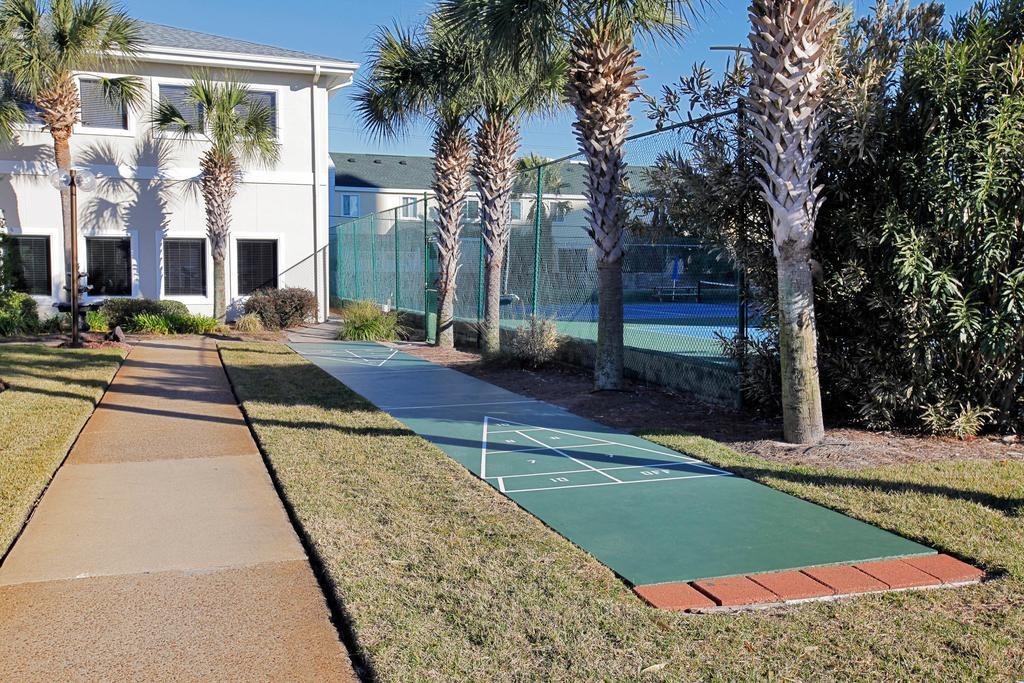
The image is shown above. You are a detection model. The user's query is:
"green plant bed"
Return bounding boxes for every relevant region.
[220,342,1023,681]
[0,344,124,555]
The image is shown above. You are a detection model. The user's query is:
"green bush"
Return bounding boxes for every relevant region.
[243,287,318,330]
[337,300,407,341]
[509,317,562,368]
[100,298,189,330]
[125,312,219,335]
[0,291,41,336]
[86,309,109,333]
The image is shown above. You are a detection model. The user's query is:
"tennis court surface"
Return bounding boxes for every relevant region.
[289,338,982,607]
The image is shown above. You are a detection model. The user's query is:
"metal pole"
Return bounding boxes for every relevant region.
[352,221,359,300]
[394,208,400,310]
[477,226,484,323]
[69,170,81,348]
[531,166,542,318]
[423,192,429,323]
[370,214,377,303]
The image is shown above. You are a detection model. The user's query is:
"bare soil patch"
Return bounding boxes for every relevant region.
[388,341,1023,470]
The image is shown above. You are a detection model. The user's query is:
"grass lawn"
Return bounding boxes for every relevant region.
[0,344,124,556]
[221,342,1024,681]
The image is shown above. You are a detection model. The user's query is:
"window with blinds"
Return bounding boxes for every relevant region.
[235,90,277,134]
[237,240,278,294]
[86,237,132,296]
[158,84,203,129]
[78,78,128,129]
[164,239,206,296]
[5,235,51,295]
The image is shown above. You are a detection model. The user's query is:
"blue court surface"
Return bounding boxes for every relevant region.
[288,339,933,586]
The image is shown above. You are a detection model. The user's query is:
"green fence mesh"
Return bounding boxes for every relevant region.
[330,120,757,403]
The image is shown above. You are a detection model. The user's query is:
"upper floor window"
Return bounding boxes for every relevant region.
[236,90,277,135]
[78,78,128,130]
[4,235,50,295]
[462,199,480,222]
[510,200,523,221]
[158,84,203,130]
[400,196,418,219]
[340,194,359,217]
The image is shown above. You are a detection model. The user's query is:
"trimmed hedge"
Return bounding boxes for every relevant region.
[99,299,189,330]
[243,287,317,330]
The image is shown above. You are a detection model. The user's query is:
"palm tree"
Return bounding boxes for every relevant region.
[454,34,565,355]
[355,20,477,349]
[151,75,279,320]
[439,0,700,389]
[0,0,143,296]
[747,0,837,443]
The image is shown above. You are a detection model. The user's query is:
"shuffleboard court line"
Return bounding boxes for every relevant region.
[384,399,542,411]
[504,472,724,494]
[486,460,717,480]
[515,429,624,484]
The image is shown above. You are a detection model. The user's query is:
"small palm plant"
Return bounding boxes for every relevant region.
[0,0,143,280]
[151,75,279,320]
[356,19,477,349]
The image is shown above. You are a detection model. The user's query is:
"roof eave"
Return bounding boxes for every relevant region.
[131,44,359,80]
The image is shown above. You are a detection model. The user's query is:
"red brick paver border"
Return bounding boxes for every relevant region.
[855,559,942,589]
[801,565,888,594]
[749,571,834,600]
[903,554,985,584]
[692,576,778,606]
[634,583,717,611]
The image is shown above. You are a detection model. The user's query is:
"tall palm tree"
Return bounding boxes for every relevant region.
[439,0,700,389]
[454,34,565,355]
[747,0,837,443]
[151,75,279,320]
[0,0,143,296]
[356,20,477,349]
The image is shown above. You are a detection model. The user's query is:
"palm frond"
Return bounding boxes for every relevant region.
[96,74,144,111]
[0,91,25,141]
[149,98,197,139]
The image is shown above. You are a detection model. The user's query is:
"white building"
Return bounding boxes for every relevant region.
[0,21,357,321]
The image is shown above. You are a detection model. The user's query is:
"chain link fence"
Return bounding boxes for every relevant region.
[330,120,759,405]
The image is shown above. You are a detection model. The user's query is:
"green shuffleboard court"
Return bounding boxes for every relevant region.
[289,339,934,586]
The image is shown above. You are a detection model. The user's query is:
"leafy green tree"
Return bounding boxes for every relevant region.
[439,0,701,389]
[356,19,477,348]
[0,0,143,291]
[151,75,279,320]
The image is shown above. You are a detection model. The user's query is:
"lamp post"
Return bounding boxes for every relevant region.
[49,168,96,348]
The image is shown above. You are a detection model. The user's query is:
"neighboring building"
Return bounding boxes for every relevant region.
[0,21,357,321]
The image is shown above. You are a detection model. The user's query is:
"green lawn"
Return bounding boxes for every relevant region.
[220,342,1024,681]
[0,344,124,555]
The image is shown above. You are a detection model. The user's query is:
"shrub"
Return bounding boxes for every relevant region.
[125,312,219,335]
[509,317,561,368]
[86,309,109,333]
[129,312,173,335]
[100,298,189,330]
[337,300,407,341]
[0,291,41,336]
[243,288,317,330]
[234,313,265,333]
[178,314,218,334]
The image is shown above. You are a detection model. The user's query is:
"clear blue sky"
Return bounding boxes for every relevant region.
[127,0,974,159]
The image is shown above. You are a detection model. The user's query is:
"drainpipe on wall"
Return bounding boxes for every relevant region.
[310,64,324,321]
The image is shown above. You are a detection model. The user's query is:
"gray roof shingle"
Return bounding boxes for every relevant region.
[137,20,352,65]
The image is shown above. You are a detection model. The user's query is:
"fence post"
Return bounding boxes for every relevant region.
[394,207,400,310]
[477,229,484,324]
[531,165,543,318]
[352,221,359,300]
[423,192,429,323]
[370,214,377,303]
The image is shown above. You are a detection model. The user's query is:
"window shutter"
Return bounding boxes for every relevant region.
[164,239,206,296]
[159,84,203,129]
[79,79,128,129]
[7,236,51,295]
[237,240,278,294]
[86,237,132,296]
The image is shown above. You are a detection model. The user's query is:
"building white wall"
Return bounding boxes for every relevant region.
[0,58,353,321]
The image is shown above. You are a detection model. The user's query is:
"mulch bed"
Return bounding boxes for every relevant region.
[389,341,1023,470]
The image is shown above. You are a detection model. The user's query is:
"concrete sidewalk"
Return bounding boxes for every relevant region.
[0,338,357,681]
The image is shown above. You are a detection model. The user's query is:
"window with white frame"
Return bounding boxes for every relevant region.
[510,200,523,221]
[4,235,51,295]
[400,196,418,218]
[78,78,128,130]
[158,84,203,129]
[237,239,278,294]
[340,193,359,217]
[164,238,206,296]
[462,199,480,222]
[86,236,132,296]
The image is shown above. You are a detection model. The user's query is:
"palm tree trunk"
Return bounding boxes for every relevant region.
[432,121,473,348]
[747,0,835,443]
[201,153,239,321]
[776,250,824,443]
[53,134,73,300]
[567,25,642,391]
[475,117,520,356]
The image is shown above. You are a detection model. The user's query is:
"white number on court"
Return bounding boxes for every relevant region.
[505,439,516,443]
[641,469,671,476]
[550,436,560,440]
[550,477,569,482]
